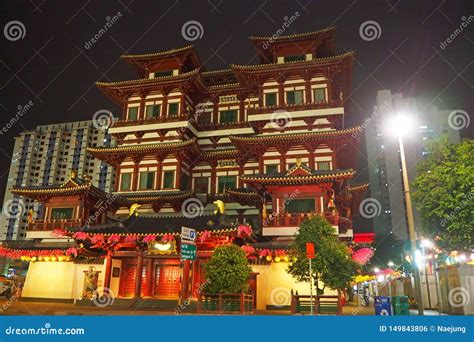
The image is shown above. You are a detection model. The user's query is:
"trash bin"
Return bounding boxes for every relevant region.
[374,296,392,315]
[392,296,409,315]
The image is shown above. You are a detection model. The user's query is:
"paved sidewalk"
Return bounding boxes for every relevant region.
[0,299,377,316]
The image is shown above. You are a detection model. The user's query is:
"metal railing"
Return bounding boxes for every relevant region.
[290,290,342,315]
[197,292,254,314]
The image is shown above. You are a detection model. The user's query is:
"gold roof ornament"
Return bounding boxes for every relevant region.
[296,157,302,167]
[213,200,225,214]
[129,203,141,217]
[70,169,78,178]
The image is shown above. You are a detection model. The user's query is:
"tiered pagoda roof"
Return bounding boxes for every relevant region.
[10,174,129,206]
[67,213,238,236]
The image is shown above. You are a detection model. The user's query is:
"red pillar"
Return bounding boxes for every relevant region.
[145,259,153,297]
[103,251,113,293]
[181,260,191,302]
[133,250,144,299]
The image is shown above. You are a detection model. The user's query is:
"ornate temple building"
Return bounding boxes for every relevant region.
[1,27,370,310]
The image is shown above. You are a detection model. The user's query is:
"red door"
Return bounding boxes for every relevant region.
[154,264,181,297]
[119,260,148,297]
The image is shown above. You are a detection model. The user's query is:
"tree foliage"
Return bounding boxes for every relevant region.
[287,216,358,294]
[205,244,252,294]
[412,137,473,251]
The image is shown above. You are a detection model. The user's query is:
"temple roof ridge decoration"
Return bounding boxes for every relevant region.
[120,45,196,60]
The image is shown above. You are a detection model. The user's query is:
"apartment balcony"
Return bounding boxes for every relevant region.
[247,99,344,115]
[112,114,189,128]
[27,219,82,231]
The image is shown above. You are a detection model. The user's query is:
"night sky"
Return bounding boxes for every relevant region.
[0,0,472,207]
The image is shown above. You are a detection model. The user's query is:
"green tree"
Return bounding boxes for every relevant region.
[287,216,359,294]
[205,244,252,294]
[412,137,473,251]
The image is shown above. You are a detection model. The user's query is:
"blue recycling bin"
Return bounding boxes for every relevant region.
[374,296,392,315]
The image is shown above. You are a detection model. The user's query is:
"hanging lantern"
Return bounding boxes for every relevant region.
[266,255,272,262]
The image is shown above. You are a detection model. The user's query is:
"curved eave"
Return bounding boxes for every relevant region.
[230,127,361,145]
[124,191,195,204]
[230,51,354,73]
[349,183,370,194]
[87,139,199,158]
[121,45,195,60]
[10,185,92,198]
[201,149,242,161]
[241,170,355,185]
[249,26,336,42]
[96,69,201,90]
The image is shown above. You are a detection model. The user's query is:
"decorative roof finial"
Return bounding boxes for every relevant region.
[70,169,77,178]
[296,157,302,167]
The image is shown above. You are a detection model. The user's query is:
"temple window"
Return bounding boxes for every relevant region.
[285,198,316,213]
[286,90,304,105]
[264,93,277,107]
[313,88,327,102]
[139,171,155,190]
[217,175,236,193]
[265,164,278,175]
[284,54,306,63]
[120,173,132,191]
[145,104,161,118]
[194,177,208,193]
[317,161,331,170]
[127,107,139,120]
[163,171,175,189]
[168,103,179,117]
[153,70,174,78]
[219,109,238,123]
[50,207,74,220]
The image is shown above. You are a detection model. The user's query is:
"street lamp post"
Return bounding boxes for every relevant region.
[397,133,424,315]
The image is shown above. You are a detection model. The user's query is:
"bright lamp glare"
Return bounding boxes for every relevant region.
[414,249,424,268]
[387,261,394,267]
[385,113,417,137]
[421,239,434,249]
